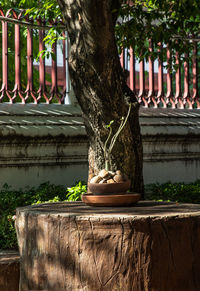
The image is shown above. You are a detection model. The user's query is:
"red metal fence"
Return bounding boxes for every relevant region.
[0,8,67,104]
[121,42,200,109]
[0,8,199,108]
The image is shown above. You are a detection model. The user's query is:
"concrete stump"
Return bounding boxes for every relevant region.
[0,250,20,291]
[16,201,200,291]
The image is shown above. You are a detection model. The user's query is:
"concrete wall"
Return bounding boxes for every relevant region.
[0,104,88,189]
[0,104,199,189]
[140,108,200,184]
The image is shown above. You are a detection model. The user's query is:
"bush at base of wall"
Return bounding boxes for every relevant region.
[145,181,200,204]
[0,181,86,250]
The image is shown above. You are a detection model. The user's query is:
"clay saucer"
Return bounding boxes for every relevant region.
[82,193,141,207]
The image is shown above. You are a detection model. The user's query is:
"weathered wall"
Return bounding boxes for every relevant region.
[141,108,200,184]
[0,104,88,189]
[0,104,199,189]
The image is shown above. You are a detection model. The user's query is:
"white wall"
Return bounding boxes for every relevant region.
[0,104,199,189]
[0,104,88,189]
[140,108,200,184]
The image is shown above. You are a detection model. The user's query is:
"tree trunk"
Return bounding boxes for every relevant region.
[57,0,143,193]
[16,201,200,291]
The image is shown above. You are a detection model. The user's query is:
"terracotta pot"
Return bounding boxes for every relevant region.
[88,180,131,195]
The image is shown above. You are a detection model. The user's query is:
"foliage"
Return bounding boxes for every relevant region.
[7,0,199,65]
[0,215,17,249]
[66,181,87,201]
[0,182,66,250]
[117,0,200,64]
[145,181,200,204]
[21,0,65,60]
[0,181,87,250]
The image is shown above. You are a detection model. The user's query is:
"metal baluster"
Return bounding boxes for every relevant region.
[147,40,155,107]
[50,27,61,103]
[37,18,48,103]
[175,51,182,108]
[61,31,66,104]
[138,54,146,106]
[0,10,11,101]
[192,41,200,108]
[157,43,165,107]
[129,47,136,93]
[166,47,174,108]
[13,11,25,103]
[183,51,191,108]
[25,17,37,103]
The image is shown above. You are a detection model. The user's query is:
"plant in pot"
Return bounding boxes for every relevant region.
[88,103,132,195]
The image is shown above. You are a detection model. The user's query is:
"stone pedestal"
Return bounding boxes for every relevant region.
[0,250,20,291]
[16,201,200,291]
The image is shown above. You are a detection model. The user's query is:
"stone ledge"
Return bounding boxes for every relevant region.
[16,200,200,219]
[0,250,20,291]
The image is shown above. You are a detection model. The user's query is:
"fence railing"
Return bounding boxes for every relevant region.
[0,8,199,108]
[0,8,68,104]
[121,41,200,109]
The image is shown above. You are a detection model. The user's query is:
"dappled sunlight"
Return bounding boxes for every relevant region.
[16,201,200,290]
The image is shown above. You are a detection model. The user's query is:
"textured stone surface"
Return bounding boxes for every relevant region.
[16,201,200,291]
[98,169,110,179]
[0,250,20,291]
[90,175,102,183]
[0,104,88,190]
[113,174,124,183]
[106,178,115,184]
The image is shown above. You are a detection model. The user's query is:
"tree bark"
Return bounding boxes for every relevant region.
[16,201,200,291]
[57,0,143,193]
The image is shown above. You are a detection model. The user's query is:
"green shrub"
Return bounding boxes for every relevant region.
[0,215,17,249]
[0,181,88,250]
[145,181,200,204]
[66,181,87,201]
[0,182,66,250]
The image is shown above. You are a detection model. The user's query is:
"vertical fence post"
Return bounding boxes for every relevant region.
[51,31,59,103]
[138,53,146,106]
[14,16,25,103]
[0,15,9,101]
[157,43,165,107]
[147,40,155,107]
[38,18,48,103]
[64,34,71,104]
[26,18,37,103]
[183,52,191,108]
[175,51,183,108]
[61,31,66,104]
[192,41,200,108]
[166,46,174,108]
[129,47,136,93]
